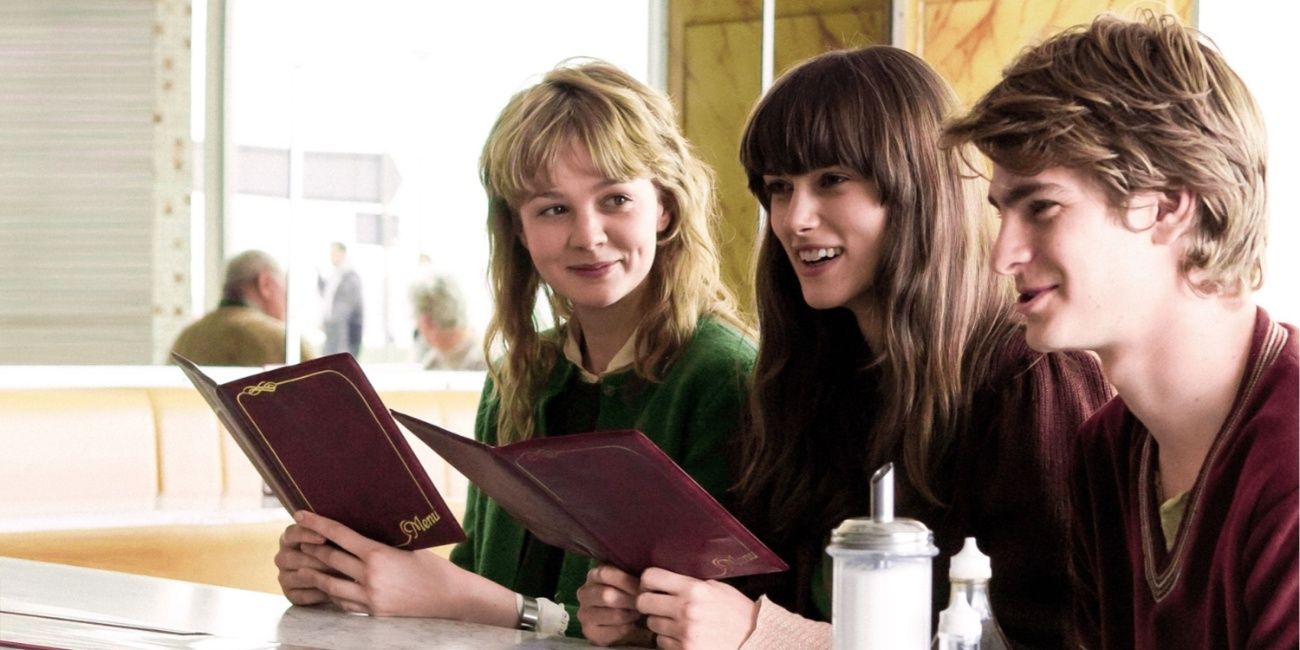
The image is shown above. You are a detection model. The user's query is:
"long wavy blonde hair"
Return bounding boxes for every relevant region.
[479,60,745,443]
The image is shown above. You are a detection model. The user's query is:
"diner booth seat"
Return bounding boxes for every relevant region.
[0,368,481,594]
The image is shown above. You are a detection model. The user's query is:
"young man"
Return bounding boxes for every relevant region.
[944,13,1298,649]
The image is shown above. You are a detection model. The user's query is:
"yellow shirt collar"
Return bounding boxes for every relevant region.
[562,322,638,384]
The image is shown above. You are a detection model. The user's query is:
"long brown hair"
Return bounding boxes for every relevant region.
[479,60,746,443]
[736,46,1013,550]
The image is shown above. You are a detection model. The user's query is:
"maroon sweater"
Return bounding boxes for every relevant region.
[741,330,1113,649]
[1071,309,1299,649]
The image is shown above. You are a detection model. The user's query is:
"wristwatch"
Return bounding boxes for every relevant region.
[518,594,540,631]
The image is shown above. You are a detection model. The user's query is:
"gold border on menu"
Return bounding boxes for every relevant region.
[512,443,755,576]
[235,369,438,547]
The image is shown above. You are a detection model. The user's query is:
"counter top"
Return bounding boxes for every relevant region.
[0,364,486,391]
[0,557,604,649]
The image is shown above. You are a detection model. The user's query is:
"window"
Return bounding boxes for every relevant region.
[212,0,654,366]
[1199,0,1300,323]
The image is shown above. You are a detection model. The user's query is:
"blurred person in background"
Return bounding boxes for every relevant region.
[409,272,487,371]
[320,241,364,356]
[171,249,313,366]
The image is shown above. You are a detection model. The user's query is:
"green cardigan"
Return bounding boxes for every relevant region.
[448,318,756,637]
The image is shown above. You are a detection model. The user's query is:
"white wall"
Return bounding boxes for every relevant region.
[1199,2,1300,324]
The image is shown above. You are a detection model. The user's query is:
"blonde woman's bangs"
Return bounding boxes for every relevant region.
[483,76,660,211]
[479,59,745,444]
[583,124,653,186]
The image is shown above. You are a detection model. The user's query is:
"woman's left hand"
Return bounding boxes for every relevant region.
[636,568,759,650]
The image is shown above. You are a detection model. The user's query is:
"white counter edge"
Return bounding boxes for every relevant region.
[0,365,487,392]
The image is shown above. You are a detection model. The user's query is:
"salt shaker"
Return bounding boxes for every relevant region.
[827,462,938,650]
[935,590,983,650]
[946,537,1009,650]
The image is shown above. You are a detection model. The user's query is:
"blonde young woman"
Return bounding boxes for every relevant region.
[273,61,754,638]
[577,46,1112,649]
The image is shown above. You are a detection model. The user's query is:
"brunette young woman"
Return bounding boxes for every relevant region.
[273,60,754,638]
[576,46,1112,649]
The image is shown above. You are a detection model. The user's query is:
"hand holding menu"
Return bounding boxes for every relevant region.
[391,411,787,580]
[174,353,465,550]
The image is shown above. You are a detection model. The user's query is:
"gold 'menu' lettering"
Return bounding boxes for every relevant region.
[398,511,442,545]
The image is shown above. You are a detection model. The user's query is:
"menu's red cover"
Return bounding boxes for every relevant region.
[174,353,465,550]
[391,411,787,580]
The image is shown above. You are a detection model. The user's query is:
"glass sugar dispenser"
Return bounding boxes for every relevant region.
[827,463,938,650]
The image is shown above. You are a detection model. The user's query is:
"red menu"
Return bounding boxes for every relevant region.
[392,411,787,580]
[175,353,464,550]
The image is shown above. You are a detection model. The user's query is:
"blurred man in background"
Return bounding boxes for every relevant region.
[171,250,312,366]
[321,241,364,356]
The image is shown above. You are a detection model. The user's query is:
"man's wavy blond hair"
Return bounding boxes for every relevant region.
[943,12,1268,295]
[479,60,745,443]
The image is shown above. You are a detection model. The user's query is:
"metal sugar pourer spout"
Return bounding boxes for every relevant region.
[871,462,894,523]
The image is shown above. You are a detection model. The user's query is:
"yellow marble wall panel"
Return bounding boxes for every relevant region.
[672,0,887,46]
[683,19,762,314]
[918,0,1195,106]
[676,2,890,315]
[677,0,761,25]
[775,9,890,73]
[669,0,892,101]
